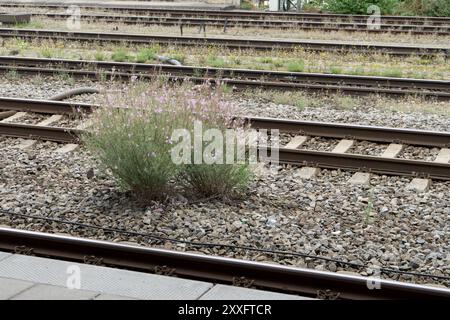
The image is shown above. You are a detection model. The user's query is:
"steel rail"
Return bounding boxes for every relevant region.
[1,65,448,99]
[0,110,15,120]
[0,28,447,57]
[0,122,80,143]
[0,227,448,299]
[35,13,450,35]
[1,56,448,91]
[2,97,449,147]
[247,116,450,148]
[275,148,450,180]
[1,122,449,180]
[2,3,449,25]
[0,59,448,99]
[0,96,94,114]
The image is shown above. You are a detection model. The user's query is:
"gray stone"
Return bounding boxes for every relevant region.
[296,167,319,180]
[348,172,371,186]
[406,178,430,193]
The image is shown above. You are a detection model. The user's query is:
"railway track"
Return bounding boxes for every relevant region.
[0,57,448,99]
[31,12,450,36]
[0,28,447,57]
[1,97,449,180]
[0,227,448,299]
[2,2,450,25]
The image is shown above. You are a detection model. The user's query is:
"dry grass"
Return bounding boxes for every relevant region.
[14,16,450,46]
[241,89,450,117]
[2,38,449,80]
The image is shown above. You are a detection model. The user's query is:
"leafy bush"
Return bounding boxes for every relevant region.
[240,0,254,10]
[85,80,251,201]
[394,0,450,17]
[324,0,398,14]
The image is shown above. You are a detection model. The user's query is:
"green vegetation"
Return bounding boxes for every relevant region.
[330,66,343,74]
[240,0,254,10]
[40,47,56,58]
[324,0,397,14]
[14,21,45,29]
[287,60,305,72]
[170,53,186,65]
[135,48,157,63]
[321,0,449,16]
[111,48,131,62]
[394,0,450,17]
[94,51,107,61]
[85,81,252,201]
[381,68,403,77]
[207,55,226,68]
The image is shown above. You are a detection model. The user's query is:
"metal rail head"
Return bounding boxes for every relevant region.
[0,227,448,300]
[0,28,447,57]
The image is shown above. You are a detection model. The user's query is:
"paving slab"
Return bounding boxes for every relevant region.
[0,277,35,300]
[200,285,312,300]
[0,251,11,261]
[0,254,213,299]
[11,284,99,300]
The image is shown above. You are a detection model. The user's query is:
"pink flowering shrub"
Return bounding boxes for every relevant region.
[84,80,251,201]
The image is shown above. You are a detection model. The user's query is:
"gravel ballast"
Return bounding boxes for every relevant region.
[0,79,449,287]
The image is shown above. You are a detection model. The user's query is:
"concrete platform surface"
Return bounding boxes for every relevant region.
[0,251,309,300]
[0,0,236,10]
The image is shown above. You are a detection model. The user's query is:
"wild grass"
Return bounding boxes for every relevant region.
[5,38,446,80]
[111,48,130,62]
[26,16,446,45]
[206,55,227,68]
[286,60,305,72]
[94,51,107,61]
[84,80,252,201]
[241,88,450,117]
[135,48,157,63]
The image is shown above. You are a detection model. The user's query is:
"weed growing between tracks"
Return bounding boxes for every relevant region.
[84,80,252,202]
[2,39,448,80]
[15,17,448,45]
[241,89,450,116]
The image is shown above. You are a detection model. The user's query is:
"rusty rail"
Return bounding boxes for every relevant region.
[1,2,449,25]
[0,227,448,299]
[0,57,448,99]
[33,13,450,35]
[0,103,449,179]
[0,28,447,57]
